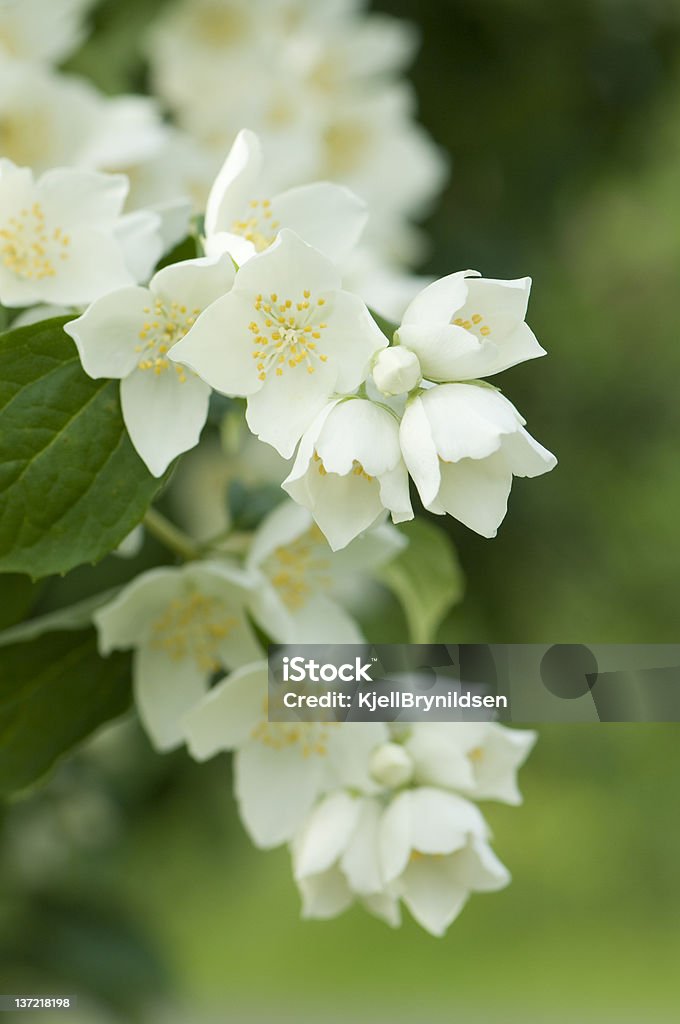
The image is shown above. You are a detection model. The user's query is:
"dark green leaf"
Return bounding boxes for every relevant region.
[0,626,131,796]
[0,317,167,578]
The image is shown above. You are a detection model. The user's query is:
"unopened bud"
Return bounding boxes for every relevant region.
[372,346,421,396]
[369,742,414,788]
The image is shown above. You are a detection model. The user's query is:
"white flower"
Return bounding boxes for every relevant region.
[204,128,367,266]
[400,384,556,538]
[292,792,400,926]
[401,722,536,805]
[292,786,510,936]
[246,499,406,643]
[0,160,162,307]
[379,788,510,936]
[372,345,421,396]
[183,661,388,848]
[0,0,94,64]
[65,254,234,476]
[283,397,413,550]
[396,271,546,382]
[170,229,387,458]
[94,562,262,752]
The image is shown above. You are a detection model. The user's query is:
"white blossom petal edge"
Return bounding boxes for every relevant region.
[65,254,235,476]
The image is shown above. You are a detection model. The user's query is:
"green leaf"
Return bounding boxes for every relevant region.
[0,317,167,578]
[0,626,131,796]
[0,573,42,630]
[379,518,465,643]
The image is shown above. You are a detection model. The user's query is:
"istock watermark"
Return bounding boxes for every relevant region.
[268,644,680,724]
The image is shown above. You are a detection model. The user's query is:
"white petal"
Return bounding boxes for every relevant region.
[183,662,268,760]
[203,231,256,265]
[465,723,537,804]
[399,396,441,509]
[294,791,361,879]
[421,384,521,463]
[271,182,367,263]
[234,229,341,300]
[133,643,208,752]
[94,568,183,652]
[247,501,314,568]
[501,426,557,477]
[205,129,263,237]
[405,724,477,791]
[340,798,385,894]
[436,453,513,538]
[120,368,211,477]
[235,741,325,848]
[297,866,354,920]
[41,226,134,306]
[246,357,336,459]
[401,270,474,325]
[38,167,128,225]
[320,290,388,393]
[315,399,401,477]
[396,323,483,382]
[327,722,389,792]
[64,286,150,380]
[286,466,385,551]
[113,210,163,283]
[400,857,468,936]
[151,253,235,312]
[453,836,511,891]
[169,289,262,396]
[378,462,414,524]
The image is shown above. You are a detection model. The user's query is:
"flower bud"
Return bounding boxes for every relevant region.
[369,742,414,788]
[372,346,421,396]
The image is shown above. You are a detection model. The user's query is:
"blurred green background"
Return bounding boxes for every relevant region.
[4,0,680,1020]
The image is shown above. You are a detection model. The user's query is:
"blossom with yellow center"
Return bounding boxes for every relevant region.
[202,129,368,266]
[0,159,160,307]
[66,253,235,477]
[170,229,387,458]
[94,561,262,752]
[183,661,388,848]
[245,500,406,643]
[395,268,546,383]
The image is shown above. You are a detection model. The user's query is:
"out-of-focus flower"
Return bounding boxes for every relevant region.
[283,397,413,550]
[396,271,546,382]
[171,230,387,458]
[400,384,556,538]
[95,563,261,751]
[204,128,367,265]
[246,499,406,642]
[0,160,162,306]
[378,787,510,936]
[292,786,510,936]
[183,661,388,847]
[292,792,400,925]
[401,722,537,805]
[0,0,94,64]
[146,0,446,262]
[65,254,235,476]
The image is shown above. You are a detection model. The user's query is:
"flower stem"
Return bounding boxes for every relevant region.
[143,507,200,561]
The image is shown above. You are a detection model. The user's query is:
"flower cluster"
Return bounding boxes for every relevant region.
[60,129,555,546]
[184,669,535,936]
[0,6,557,938]
[91,509,535,936]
